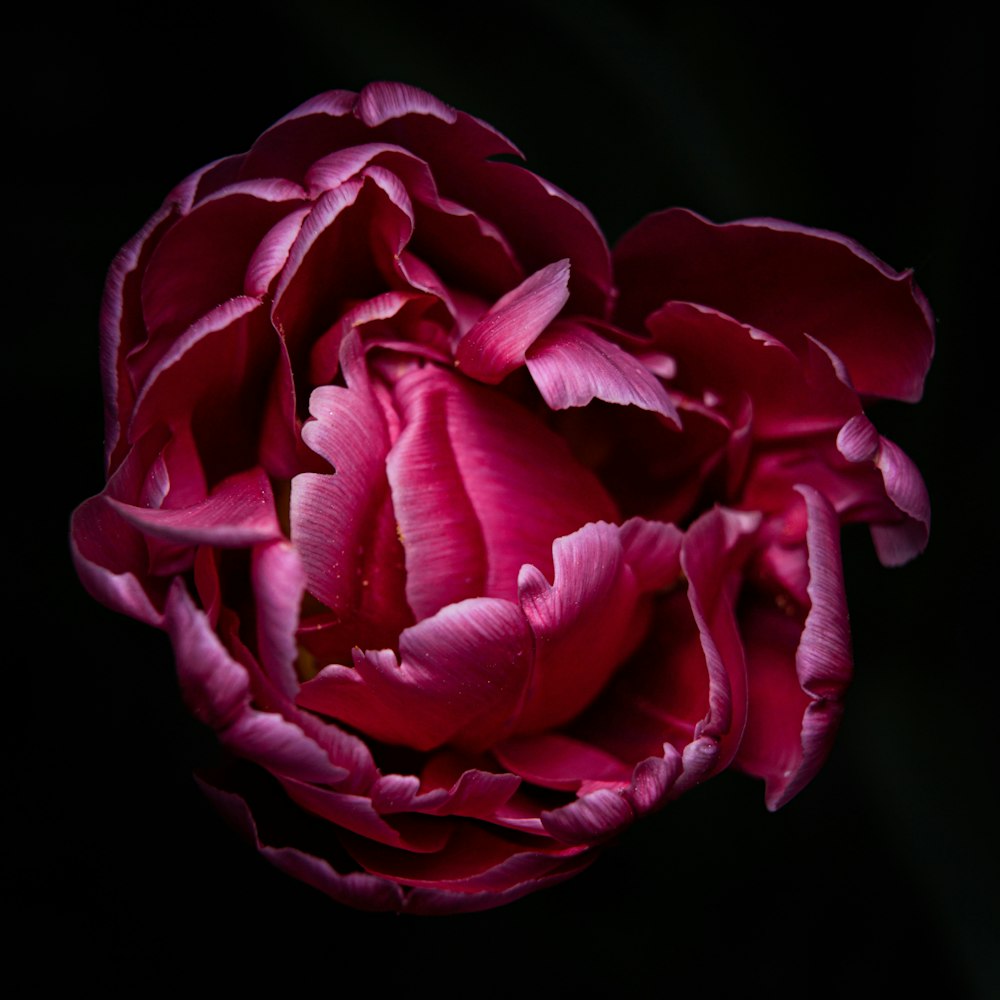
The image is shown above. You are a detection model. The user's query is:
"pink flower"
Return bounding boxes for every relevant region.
[71,83,933,913]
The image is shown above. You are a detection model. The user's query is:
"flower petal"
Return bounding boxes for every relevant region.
[455,260,570,383]
[737,486,852,809]
[526,320,679,423]
[615,208,935,402]
[108,467,281,548]
[837,414,931,565]
[297,597,532,751]
[387,365,619,617]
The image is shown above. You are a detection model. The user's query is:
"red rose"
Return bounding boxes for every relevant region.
[72,83,932,913]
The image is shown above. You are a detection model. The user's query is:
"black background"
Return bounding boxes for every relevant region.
[8,3,996,994]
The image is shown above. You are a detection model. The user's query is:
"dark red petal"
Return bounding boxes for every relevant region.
[615,208,934,402]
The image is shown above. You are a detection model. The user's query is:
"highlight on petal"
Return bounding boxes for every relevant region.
[108,468,281,548]
[526,320,679,423]
[837,414,931,565]
[455,260,571,383]
[736,487,853,809]
[297,597,532,751]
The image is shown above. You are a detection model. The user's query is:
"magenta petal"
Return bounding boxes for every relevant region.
[516,522,645,733]
[252,541,306,700]
[526,321,679,423]
[837,414,930,566]
[280,780,451,853]
[615,208,934,402]
[618,517,684,591]
[388,365,618,614]
[356,81,459,127]
[244,207,311,297]
[513,518,682,735]
[220,711,349,786]
[108,467,280,547]
[385,374,488,619]
[70,495,164,626]
[679,509,757,768]
[164,580,249,729]
[297,597,532,751]
[455,260,571,383]
[627,748,684,815]
[372,767,520,819]
[292,334,408,628]
[495,733,632,791]
[541,789,633,844]
[137,180,305,349]
[100,205,175,472]
[737,487,852,809]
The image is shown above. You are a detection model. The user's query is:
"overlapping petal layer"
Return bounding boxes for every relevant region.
[72,82,933,913]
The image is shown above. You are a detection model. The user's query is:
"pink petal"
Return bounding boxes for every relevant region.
[614,208,935,402]
[618,517,683,591]
[252,541,306,700]
[626,747,684,815]
[525,320,679,423]
[541,789,634,844]
[108,467,281,547]
[71,437,174,625]
[164,580,249,729]
[737,486,852,809]
[372,764,520,819]
[515,522,653,732]
[291,334,410,631]
[297,597,532,751]
[356,81,460,127]
[100,205,175,472]
[244,207,311,297]
[387,365,618,617]
[402,857,593,915]
[220,711,349,786]
[455,260,571,383]
[679,508,758,772]
[837,414,931,565]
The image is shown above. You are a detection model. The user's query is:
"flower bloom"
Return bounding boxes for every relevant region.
[72,83,933,913]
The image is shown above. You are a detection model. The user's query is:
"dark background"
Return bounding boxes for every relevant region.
[8,3,995,994]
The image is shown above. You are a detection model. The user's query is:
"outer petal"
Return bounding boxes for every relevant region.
[736,487,853,809]
[837,414,931,565]
[108,467,281,548]
[614,208,934,402]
